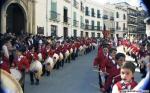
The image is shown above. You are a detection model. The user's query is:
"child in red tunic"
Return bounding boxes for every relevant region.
[112,62,137,93]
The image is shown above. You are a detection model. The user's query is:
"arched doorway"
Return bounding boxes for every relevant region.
[6,3,26,35]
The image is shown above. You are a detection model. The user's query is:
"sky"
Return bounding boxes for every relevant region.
[92,0,141,7]
[92,0,147,10]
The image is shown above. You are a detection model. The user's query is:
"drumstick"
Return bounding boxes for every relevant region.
[92,69,109,75]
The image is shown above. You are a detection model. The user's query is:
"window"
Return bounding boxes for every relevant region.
[97,33,100,37]
[116,12,119,18]
[85,32,89,37]
[97,21,100,30]
[123,23,125,30]
[91,20,94,30]
[97,10,100,18]
[123,14,126,20]
[91,8,95,17]
[116,22,119,29]
[91,32,95,37]
[51,25,57,36]
[85,7,89,16]
[73,30,77,37]
[80,31,83,37]
[85,19,89,24]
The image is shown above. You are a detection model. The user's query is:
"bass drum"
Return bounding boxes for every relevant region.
[0,69,23,93]
[10,68,22,81]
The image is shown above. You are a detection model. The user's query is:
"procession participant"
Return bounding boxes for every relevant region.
[101,53,125,93]
[99,48,117,93]
[112,62,137,93]
[41,43,54,76]
[11,47,30,91]
[139,42,150,78]
[27,45,42,85]
[93,43,109,88]
[0,51,10,73]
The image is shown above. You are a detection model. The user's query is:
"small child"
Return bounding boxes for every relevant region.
[112,62,137,93]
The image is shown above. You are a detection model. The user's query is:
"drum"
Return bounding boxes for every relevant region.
[38,53,43,61]
[70,48,73,54]
[65,50,70,59]
[59,52,63,61]
[44,57,54,71]
[53,53,59,63]
[10,68,22,81]
[30,60,42,79]
[0,69,23,93]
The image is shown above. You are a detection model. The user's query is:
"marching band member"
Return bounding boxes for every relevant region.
[101,53,125,93]
[93,43,109,89]
[27,46,42,85]
[11,47,30,91]
[112,62,137,93]
[0,51,10,73]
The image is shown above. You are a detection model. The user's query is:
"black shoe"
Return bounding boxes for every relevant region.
[31,82,34,85]
[35,81,39,85]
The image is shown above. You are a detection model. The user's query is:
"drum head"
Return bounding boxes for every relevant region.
[0,69,23,93]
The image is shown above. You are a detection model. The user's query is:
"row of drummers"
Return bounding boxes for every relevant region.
[0,38,97,91]
[120,39,150,57]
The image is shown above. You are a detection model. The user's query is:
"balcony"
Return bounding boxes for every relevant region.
[73,0,79,9]
[110,28,115,32]
[128,13,137,17]
[73,20,79,27]
[80,23,85,29]
[123,28,128,30]
[97,26,102,31]
[110,16,114,21]
[63,17,71,25]
[128,21,138,25]
[64,0,71,3]
[50,11,60,22]
[103,15,108,20]
[85,25,92,30]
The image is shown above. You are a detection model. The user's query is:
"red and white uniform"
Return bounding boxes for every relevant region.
[112,80,137,93]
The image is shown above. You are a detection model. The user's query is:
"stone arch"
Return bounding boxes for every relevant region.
[1,0,28,34]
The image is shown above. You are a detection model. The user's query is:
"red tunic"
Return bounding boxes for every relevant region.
[0,56,10,73]
[103,65,121,91]
[14,56,30,71]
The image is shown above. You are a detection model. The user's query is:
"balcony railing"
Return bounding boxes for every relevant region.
[85,25,92,30]
[63,17,71,25]
[73,0,79,9]
[110,16,114,21]
[64,0,71,3]
[80,23,85,29]
[128,21,138,25]
[73,20,79,27]
[123,28,128,30]
[128,13,137,17]
[103,15,108,19]
[97,26,102,31]
[110,28,115,32]
[50,11,60,22]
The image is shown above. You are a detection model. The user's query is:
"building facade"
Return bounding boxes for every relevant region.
[0,0,147,38]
